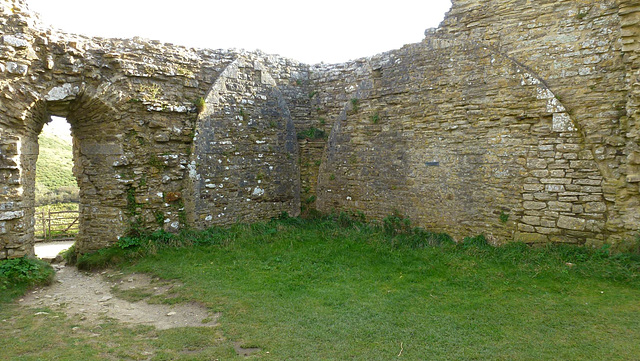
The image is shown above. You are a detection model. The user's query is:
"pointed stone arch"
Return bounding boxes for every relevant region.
[186,56,301,228]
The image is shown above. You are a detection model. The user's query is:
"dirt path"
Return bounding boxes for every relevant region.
[19,264,218,330]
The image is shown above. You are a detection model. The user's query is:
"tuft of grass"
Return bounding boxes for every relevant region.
[60,244,77,265]
[194,97,206,114]
[370,111,380,124]
[296,127,326,140]
[350,98,360,113]
[499,210,510,223]
[76,247,133,271]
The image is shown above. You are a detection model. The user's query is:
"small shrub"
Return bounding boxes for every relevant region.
[154,211,165,227]
[116,236,143,250]
[239,108,248,121]
[148,154,167,170]
[0,257,54,302]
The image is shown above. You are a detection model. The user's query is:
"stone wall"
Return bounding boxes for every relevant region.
[1,0,639,259]
[307,0,639,247]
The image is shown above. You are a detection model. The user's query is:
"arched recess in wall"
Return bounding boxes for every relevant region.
[186,57,301,228]
[316,37,605,245]
[16,82,129,256]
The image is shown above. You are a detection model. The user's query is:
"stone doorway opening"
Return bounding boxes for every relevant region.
[33,116,78,260]
[13,87,129,260]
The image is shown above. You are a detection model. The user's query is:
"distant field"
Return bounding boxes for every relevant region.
[36,131,79,206]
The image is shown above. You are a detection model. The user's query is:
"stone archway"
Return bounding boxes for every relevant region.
[12,83,130,257]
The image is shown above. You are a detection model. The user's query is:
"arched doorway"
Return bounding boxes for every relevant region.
[33,116,78,260]
[9,87,131,259]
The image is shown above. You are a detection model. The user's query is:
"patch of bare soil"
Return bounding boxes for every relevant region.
[19,264,218,330]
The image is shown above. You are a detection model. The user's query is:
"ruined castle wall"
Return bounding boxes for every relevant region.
[306,0,636,245]
[309,41,603,244]
[0,0,310,257]
[2,0,640,259]
[436,0,636,243]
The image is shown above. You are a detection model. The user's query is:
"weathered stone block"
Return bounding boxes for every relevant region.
[527,159,547,169]
[6,62,27,75]
[524,184,544,191]
[514,232,548,243]
[540,178,572,184]
[523,201,547,210]
[533,192,555,201]
[44,83,81,101]
[545,184,565,192]
[80,143,123,155]
[517,224,536,233]
[2,35,30,48]
[548,201,572,212]
[584,202,606,213]
[536,226,560,235]
[627,173,640,183]
[540,218,557,228]
[557,216,586,231]
[0,211,23,221]
[628,152,640,165]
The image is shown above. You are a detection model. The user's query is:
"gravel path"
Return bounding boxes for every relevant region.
[19,265,218,330]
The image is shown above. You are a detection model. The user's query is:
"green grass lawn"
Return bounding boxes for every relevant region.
[2,216,640,360]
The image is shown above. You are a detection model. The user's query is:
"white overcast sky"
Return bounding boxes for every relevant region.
[26,0,452,64]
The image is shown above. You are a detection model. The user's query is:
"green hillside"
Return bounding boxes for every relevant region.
[36,132,79,206]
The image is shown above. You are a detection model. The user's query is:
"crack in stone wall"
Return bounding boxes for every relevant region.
[1,0,639,259]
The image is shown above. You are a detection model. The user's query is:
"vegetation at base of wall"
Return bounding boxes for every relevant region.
[75,211,640,283]
[60,244,77,265]
[13,212,639,360]
[0,257,54,303]
[296,127,326,140]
